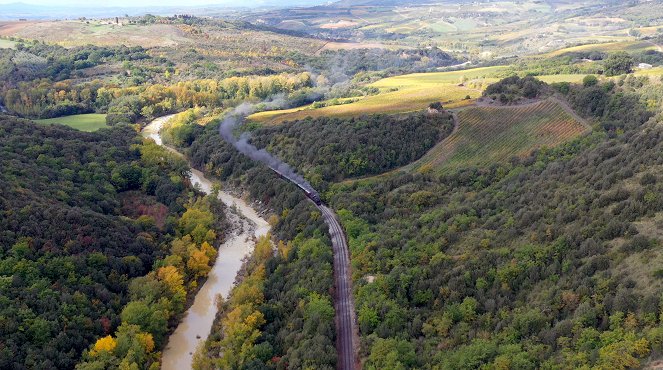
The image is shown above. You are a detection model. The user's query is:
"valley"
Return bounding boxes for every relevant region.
[2,1,663,369]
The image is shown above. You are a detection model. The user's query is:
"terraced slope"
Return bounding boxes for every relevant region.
[410,98,590,172]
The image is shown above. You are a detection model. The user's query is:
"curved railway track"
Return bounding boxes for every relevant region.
[222,114,359,369]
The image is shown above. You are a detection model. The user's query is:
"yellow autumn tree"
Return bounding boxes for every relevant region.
[91,335,117,356]
[170,235,195,261]
[219,305,266,369]
[597,336,650,370]
[157,265,186,306]
[187,247,211,279]
[136,332,155,353]
[277,240,292,259]
[254,234,273,262]
[200,241,216,260]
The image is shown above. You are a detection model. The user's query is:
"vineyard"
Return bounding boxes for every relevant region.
[409,98,590,172]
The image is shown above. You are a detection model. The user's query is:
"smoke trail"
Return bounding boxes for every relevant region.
[218,102,316,193]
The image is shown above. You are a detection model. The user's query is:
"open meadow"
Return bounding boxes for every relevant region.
[0,39,16,49]
[34,114,108,132]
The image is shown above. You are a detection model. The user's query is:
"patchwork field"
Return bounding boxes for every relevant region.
[408,98,590,172]
[34,114,108,132]
[0,20,190,47]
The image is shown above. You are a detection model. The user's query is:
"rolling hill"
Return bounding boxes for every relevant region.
[409,98,590,172]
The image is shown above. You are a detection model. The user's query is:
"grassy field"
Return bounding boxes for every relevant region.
[34,114,108,132]
[0,39,16,49]
[249,66,507,124]
[248,67,591,125]
[408,98,589,172]
[543,40,659,57]
[633,66,663,77]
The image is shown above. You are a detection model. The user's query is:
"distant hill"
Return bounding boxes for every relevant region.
[0,1,332,20]
[330,0,476,6]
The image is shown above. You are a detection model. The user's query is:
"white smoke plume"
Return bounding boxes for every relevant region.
[218,99,316,193]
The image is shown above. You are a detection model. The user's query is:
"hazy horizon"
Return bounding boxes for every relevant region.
[0,0,329,7]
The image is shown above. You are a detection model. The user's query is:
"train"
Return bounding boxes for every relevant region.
[271,167,322,206]
[299,183,322,206]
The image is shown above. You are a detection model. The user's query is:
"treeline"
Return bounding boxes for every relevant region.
[296,47,459,78]
[0,41,149,85]
[504,49,657,78]
[323,77,663,368]
[249,112,455,184]
[1,72,313,122]
[0,117,205,368]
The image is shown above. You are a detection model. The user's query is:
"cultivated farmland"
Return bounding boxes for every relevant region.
[249,67,507,124]
[409,98,589,172]
[248,67,590,125]
[0,39,16,49]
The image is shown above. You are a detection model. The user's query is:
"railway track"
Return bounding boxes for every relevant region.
[319,204,359,370]
[224,116,359,369]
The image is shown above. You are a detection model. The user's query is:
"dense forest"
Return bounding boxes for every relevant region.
[249,112,455,184]
[185,110,455,190]
[195,229,338,370]
[318,77,663,368]
[185,140,339,369]
[0,116,224,369]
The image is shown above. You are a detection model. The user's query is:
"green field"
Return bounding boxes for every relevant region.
[409,98,589,172]
[544,40,659,58]
[0,39,16,49]
[34,114,108,132]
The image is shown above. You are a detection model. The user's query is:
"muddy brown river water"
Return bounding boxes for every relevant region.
[142,116,271,370]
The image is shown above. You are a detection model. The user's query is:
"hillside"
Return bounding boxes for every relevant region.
[410,98,590,172]
[247,67,592,125]
[326,76,663,369]
[0,117,193,368]
[3,2,663,370]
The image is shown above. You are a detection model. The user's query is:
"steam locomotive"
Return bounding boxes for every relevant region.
[271,168,322,206]
[299,184,322,206]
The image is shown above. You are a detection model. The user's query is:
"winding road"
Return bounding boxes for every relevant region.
[318,205,359,370]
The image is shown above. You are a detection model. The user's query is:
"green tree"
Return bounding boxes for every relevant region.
[366,338,417,370]
[603,52,634,76]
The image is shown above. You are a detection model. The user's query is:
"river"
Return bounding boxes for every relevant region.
[142,116,271,370]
